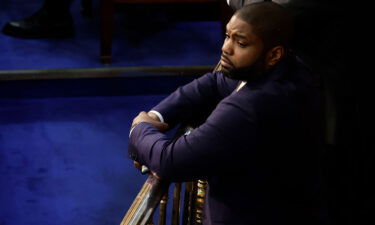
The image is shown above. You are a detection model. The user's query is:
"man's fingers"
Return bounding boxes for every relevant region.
[138,111,148,116]
[134,161,151,175]
[132,111,169,132]
[133,161,142,170]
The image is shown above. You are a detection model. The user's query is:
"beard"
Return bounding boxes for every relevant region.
[221,53,267,82]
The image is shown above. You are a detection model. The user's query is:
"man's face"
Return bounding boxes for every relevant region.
[221,15,265,80]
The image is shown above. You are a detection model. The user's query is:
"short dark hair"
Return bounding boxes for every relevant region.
[235,2,294,51]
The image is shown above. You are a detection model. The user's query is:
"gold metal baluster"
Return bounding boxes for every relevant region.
[172,183,181,225]
[195,180,207,225]
[189,181,198,225]
[158,193,168,225]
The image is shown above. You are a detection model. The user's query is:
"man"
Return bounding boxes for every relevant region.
[129,2,324,224]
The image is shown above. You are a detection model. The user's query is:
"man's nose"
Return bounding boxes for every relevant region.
[221,39,233,56]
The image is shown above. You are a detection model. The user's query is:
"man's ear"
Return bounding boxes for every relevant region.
[266,45,285,67]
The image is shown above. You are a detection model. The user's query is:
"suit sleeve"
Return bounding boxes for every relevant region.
[128,95,257,182]
[151,71,237,128]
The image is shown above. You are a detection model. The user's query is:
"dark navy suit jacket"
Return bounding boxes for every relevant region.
[128,56,323,225]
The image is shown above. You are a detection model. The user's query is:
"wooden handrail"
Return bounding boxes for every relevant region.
[120,175,169,225]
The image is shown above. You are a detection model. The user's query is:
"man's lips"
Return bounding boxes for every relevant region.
[220,56,234,70]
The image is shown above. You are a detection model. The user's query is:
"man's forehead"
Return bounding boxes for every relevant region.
[226,16,254,38]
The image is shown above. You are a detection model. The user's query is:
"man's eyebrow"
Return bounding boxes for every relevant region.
[233,33,249,40]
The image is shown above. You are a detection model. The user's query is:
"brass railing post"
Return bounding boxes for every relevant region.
[195,180,207,224]
[158,193,168,225]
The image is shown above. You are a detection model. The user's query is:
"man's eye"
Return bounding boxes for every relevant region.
[238,42,247,47]
[225,34,230,39]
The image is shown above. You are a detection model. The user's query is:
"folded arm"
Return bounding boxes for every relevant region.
[151,72,238,128]
[128,97,257,182]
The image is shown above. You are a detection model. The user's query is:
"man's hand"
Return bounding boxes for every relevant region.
[133,161,142,170]
[147,111,161,122]
[131,112,165,178]
[133,161,149,173]
[133,161,159,178]
[132,111,169,132]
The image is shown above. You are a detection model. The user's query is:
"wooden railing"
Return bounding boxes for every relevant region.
[120,175,168,225]
[121,125,208,225]
[120,175,208,225]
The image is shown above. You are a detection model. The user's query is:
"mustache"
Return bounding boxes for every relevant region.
[221,54,235,68]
